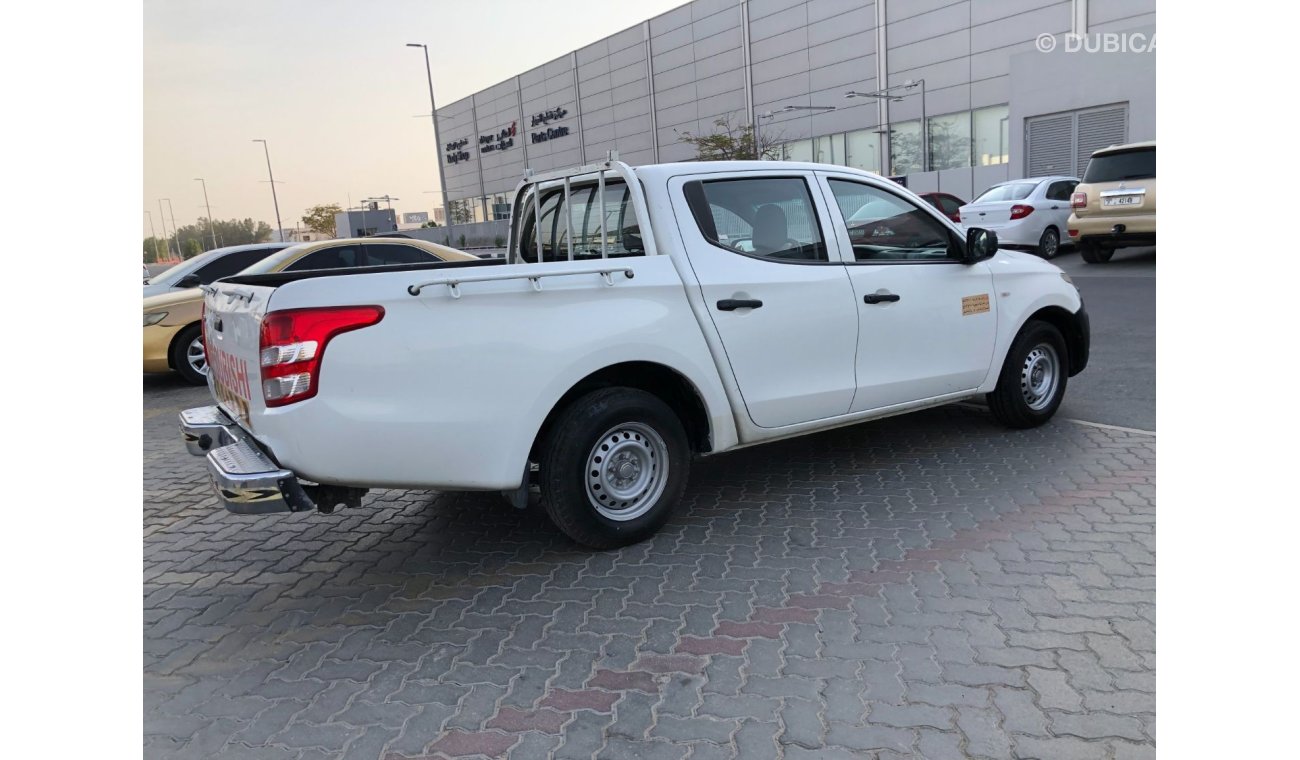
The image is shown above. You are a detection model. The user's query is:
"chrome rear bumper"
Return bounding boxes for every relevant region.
[179,405,305,515]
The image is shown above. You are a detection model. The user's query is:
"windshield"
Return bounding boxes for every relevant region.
[973,182,1038,203]
[238,244,313,275]
[1083,147,1156,183]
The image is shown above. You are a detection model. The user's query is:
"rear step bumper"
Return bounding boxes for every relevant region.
[179,405,313,515]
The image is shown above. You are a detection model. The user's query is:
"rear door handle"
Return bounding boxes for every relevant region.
[863,293,901,304]
[716,298,763,311]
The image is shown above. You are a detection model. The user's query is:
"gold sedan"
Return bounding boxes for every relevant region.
[144,238,477,384]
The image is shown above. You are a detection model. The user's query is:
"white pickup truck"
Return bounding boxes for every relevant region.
[181,158,1089,548]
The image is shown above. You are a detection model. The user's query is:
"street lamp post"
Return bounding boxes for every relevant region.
[157,199,175,259]
[164,198,181,257]
[145,211,164,262]
[758,105,837,161]
[406,43,451,239]
[845,78,927,174]
[193,178,218,249]
[252,139,285,242]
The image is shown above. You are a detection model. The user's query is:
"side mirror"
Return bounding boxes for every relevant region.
[177,273,202,288]
[964,227,998,263]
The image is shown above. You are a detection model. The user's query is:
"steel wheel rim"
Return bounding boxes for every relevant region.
[1042,230,1058,257]
[585,422,669,521]
[1020,343,1059,411]
[187,336,208,377]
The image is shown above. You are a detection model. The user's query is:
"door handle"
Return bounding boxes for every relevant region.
[716,298,763,311]
[863,293,901,304]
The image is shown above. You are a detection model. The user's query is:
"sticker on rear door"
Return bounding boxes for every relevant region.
[962,294,991,316]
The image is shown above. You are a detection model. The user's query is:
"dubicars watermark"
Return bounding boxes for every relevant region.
[1035,32,1156,54]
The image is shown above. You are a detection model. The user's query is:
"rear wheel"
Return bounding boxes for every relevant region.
[1079,241,1114,263]
[170,323,208,385]
[538,388,690,549]
[1036,227,1060,259]
[986,321,1068,428]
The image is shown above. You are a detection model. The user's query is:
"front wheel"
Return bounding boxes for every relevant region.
[538,388,690,549]
[986,321,1068,428]
[170,323,208,385]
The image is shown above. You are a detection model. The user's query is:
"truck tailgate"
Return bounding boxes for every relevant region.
[204,283,276,429]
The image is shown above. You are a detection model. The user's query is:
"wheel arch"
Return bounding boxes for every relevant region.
[530,361,713,463]
[1020,305,1087,376]
[166,321,203,370]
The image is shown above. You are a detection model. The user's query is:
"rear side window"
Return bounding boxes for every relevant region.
[1045,181,1078,201]
[517,181,642,263]
[196,247,280,283]
[684,177,828,262]
[937,195,963,215]
[973,182,1038,203]
[284,245,363,272]
[1083,147,1156,183]
[365,243,436,266]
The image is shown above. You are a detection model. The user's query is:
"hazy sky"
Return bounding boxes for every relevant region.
[144,0,687,237]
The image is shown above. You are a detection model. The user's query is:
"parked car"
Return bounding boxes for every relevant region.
[143,243,295,298]
[146,238,475,384]
[959,176,1079,258]
[1068,141,1156,263]
[918,192,966,223]
[181,159,1089,549]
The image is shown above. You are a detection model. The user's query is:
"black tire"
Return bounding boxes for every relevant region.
[986,320,1068,429]
[169,323,208,385]
[1036,227,1060,259]
[537,387,690,549]
[1079,241,1114,264]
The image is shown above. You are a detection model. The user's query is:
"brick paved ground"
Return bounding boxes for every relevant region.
[144,382,1155,759]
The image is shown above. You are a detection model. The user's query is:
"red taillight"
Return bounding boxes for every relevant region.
[259,305,384,407]
[1071,191,1088,209]
[1009,204,1034,220]
[1068,229,1079,238]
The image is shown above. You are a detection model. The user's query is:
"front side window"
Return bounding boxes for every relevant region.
[284,245,363,272]
[685,177,828,262]
[828,179,954,262]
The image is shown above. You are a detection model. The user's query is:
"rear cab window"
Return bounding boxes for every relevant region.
[1083,147,1156,183]
[516,180,643,263]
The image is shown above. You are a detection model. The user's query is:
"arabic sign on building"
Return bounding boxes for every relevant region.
[445,137,471,165]
[402,212,429,224]
[530,106,568,127]
[479,122,517,154]
[531,125,571,144]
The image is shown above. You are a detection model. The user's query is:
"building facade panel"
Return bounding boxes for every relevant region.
[433,0,1153,214]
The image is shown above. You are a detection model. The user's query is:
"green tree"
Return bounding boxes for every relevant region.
[183,238,203,259]
[301,204,342,236]
[677,113,784,161]
[168,217,273,253]
[142,237,166,263]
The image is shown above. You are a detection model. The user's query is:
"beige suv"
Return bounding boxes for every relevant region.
[1067,141,1155,263]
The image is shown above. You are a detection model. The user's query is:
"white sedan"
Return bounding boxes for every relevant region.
[960,176,1079,258]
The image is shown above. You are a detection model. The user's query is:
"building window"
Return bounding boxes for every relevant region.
[782,138,813,162]
[844,128,881,173]
[889,120,922,176]
[927,112,972,171]
[973,105,1010,166]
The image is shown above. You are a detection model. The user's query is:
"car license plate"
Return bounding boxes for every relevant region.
[1103,195,1143,207]
[209,343,252,424]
